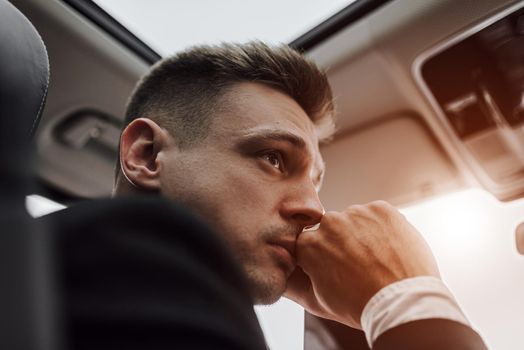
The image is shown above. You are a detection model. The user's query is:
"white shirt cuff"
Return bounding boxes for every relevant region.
[360,276,470,347]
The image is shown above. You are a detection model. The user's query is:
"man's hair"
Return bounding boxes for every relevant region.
[116,41,335,179]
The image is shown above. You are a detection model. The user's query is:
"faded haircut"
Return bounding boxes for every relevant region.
[116,41,335,179]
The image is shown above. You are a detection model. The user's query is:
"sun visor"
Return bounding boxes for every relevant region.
[417,2,524,201]
[320,114,462,210]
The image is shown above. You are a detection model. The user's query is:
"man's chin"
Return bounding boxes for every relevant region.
[253,293,281,305]
[249,270,287,305]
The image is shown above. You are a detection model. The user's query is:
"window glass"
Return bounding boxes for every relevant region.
[93,0,356,56]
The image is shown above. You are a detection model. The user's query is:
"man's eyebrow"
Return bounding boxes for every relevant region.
[235,129,307,150]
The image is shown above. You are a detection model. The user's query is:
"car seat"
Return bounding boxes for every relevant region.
[0,0,56,349]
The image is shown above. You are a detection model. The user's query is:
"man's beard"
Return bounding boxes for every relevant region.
[240,224,303,305]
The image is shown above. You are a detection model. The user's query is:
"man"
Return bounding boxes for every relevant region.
[111,41,487,349]
[50,42,486,349]
[114,42,334,306]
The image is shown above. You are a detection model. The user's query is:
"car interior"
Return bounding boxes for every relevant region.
[5,0,524,349]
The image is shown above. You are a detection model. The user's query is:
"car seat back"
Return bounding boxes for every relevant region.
[0,1,54,349]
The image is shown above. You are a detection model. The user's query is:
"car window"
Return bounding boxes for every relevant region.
[92,0,356,56]
[26,194,66,218]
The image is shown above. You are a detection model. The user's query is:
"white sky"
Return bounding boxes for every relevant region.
[93,0,356,56]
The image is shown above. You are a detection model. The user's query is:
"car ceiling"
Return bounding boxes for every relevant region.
[11,0,522,208]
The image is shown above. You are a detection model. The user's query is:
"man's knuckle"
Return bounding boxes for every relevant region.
[321,211,342,228]
[298,231,315,246]
[369,200,398,217]
[322,211,337,221]
[369,200,389,210]
[344,205,363,218]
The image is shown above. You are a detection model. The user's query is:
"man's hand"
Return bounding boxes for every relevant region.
[285,201,440,328]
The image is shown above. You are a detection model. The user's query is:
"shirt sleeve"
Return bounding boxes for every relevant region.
[360,276,471,348]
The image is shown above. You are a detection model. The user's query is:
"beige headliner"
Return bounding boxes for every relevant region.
[13,0,521,205]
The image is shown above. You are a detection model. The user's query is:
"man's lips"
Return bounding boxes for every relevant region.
[270,239,296,257]
[268,239,296,271]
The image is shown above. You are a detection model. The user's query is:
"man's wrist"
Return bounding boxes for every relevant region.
[360,276,470,347]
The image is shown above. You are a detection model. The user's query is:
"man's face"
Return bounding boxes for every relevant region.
[158,83,325,304]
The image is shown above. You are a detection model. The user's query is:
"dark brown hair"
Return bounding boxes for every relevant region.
[117,41,335,178]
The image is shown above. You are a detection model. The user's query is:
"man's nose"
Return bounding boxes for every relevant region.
[280,184,324,228]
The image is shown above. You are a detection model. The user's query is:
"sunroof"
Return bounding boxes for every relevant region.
[93,0,357,57]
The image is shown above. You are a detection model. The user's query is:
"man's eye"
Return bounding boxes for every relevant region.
[262,151,284,171]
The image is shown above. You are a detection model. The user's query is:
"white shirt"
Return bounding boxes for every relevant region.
[360,276,471,347]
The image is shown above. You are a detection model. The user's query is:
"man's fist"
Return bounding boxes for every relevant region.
[286,201,440,328]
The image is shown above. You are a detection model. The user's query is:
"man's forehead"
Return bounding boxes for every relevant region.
[216,83,318,136]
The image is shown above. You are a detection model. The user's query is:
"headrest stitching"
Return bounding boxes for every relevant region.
[29,27,50,138]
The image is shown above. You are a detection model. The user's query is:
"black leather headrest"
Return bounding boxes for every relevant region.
[0,3,53,348]
[0,0,49,138]
[0,0,49,197]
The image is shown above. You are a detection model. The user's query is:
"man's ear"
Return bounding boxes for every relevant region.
[119,118,171,191]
